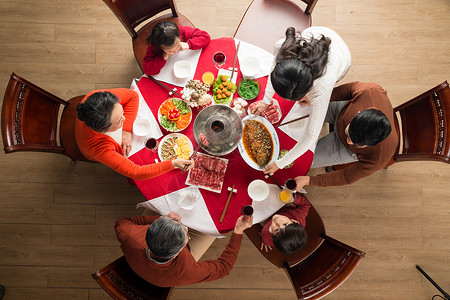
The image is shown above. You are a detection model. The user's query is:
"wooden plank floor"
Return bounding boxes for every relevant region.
[0,0,449,299]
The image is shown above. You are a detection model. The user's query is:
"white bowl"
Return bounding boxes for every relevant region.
[178,190,198,210]
[240,57,260,77]
[133,118,151,136]
[173,61,192,79]
[247,179,270,201]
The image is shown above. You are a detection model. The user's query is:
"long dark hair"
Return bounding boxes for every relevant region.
[145,21,180,50]
[271,27,331,101]
[77,91,119,133]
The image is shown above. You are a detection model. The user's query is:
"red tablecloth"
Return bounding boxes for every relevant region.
[129,37,313,233]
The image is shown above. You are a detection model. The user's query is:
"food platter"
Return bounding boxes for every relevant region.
[158,98,192,132]
[237,114,280,171]
[158,133,193,161]
[212,75,236,105]
[248,99,282,124]
[185,152,228,193]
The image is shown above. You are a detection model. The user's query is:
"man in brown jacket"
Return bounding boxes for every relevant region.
[115,212,252,287]
[295,82,398,190]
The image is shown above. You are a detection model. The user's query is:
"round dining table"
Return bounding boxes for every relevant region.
[129,37,314,235]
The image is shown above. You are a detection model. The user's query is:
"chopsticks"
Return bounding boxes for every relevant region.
[266,174,283,190]
[181,139,203,174]
[148,76,182,97]
[230,41,241,81]
[220,185,235,223]
[275,114,310,128]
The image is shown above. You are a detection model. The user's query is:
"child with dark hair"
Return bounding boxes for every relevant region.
[143,21,210,75]
[261,194,310,254]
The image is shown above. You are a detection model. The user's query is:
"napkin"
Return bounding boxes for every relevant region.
[278,102,312,143]
[251,184,285,224]
[128,77,163,157]
[235,39,274,79]
[136,186,223,237]
[152,49,202,87]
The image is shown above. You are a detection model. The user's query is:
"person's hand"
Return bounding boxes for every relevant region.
[166,211,181,222]
[263,161,279,174]
[260,241,273,252]
[294,176,310,192]
[179,42,189,51]
[250,102,269,115]
[172,159,194,171]
[122,131,133,157]
[234,215,253,235]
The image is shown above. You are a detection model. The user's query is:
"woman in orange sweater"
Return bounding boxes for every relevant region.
[75,89,193,180]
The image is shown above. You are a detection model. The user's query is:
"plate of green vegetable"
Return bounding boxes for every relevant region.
[237,77,261,100]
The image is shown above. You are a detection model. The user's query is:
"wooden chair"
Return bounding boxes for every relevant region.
[102,0,194,72]
[1,72,91,162]
[390,80,450,165]
[244,202,325,268]
[284,235,365,300]
[244,202,365,299]
[233,0,319,54]
[92,256,173,300]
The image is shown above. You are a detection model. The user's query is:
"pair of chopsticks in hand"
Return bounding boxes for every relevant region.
[180,139,204,174]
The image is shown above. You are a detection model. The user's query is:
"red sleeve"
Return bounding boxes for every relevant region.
[179,26,211,50]
[143,44,168,76]
[115,215,160,243]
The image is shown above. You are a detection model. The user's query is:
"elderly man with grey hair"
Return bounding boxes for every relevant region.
[115,212,252,287]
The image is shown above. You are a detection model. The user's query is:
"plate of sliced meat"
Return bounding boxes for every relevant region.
[186,152,228,193]
[238,115,280,170]
[248,99,282,124]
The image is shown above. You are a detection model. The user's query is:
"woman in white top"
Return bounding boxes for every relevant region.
[251,26,351,174]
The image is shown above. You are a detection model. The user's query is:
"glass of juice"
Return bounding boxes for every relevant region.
[202,71,214,86]
[213,51,226,69]
[145,137,159,153]
[278,189,293,204]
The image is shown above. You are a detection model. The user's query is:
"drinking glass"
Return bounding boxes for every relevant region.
[277,189,293,204]
[213,51,226,69]
[284,178,297,191]
[241,205,254,218]
[144,137,159,152]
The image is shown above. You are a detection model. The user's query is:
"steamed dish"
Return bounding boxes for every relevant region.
[242,119,273,167]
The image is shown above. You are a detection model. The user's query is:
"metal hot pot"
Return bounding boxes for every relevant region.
[192,104,243,156]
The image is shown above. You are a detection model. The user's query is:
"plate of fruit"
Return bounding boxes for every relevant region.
[158,98,192,132]
[158,133,193,161]
[213,75,236,105]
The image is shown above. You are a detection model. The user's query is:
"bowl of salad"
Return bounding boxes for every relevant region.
[237,77,260,100]
[158,98,192,132]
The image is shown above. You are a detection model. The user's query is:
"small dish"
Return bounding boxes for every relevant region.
[173,60,191,79]
[237,77,261,100]
[133,118,151,136]
[178,188,198,210]
[247,179,269,201]
[240,57,260,77]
